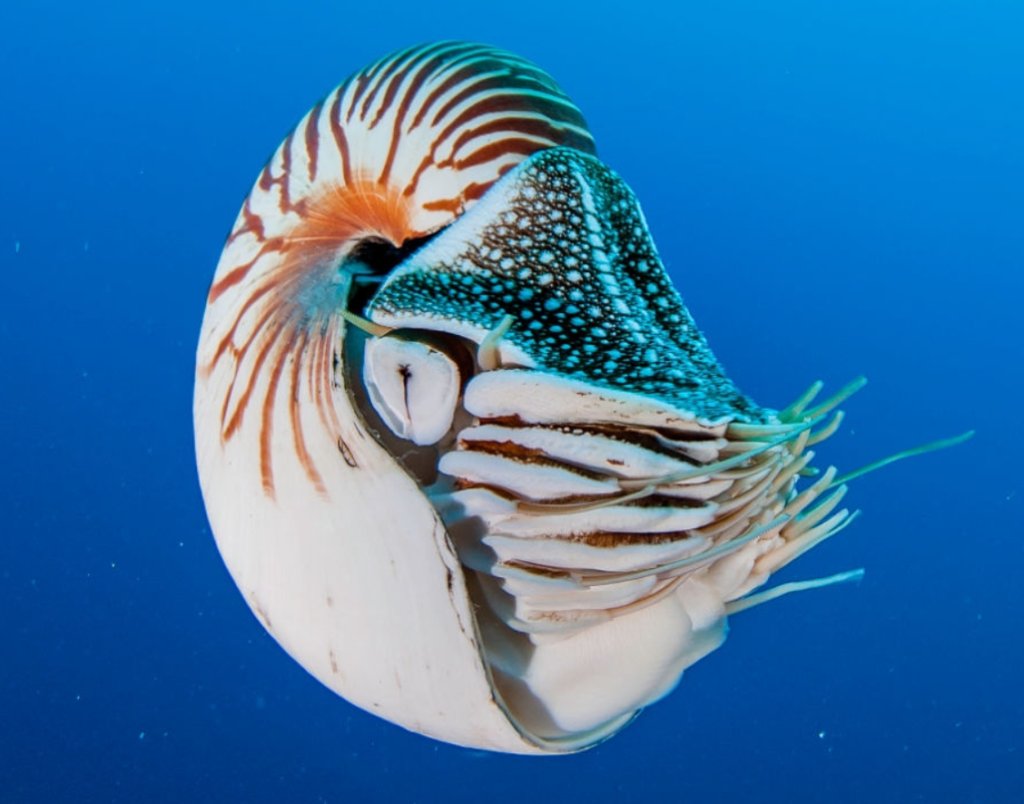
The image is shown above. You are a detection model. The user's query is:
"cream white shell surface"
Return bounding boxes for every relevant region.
[195,317,558,754]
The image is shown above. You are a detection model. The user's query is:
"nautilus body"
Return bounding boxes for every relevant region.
[194,43,963,754]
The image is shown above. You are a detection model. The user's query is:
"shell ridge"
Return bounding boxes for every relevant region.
[198,42,597,503]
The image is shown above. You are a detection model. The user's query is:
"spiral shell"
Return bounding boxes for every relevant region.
[195,42,865,754]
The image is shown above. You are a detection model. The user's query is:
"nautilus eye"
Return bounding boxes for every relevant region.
[363,332,465,446]
[194,41,970,754]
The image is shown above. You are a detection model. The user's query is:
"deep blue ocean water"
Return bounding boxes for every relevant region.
[3,1,1021,801]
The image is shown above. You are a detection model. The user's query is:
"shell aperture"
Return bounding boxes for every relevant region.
[195,42,957,755]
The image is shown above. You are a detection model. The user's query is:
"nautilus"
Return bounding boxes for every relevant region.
[194,42,969,754]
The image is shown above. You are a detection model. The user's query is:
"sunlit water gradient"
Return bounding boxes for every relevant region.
[2,1,1021,801]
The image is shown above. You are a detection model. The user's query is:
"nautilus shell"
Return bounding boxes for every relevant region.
[194,42,965,754]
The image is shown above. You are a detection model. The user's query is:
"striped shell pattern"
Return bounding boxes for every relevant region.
[195,42,864,754]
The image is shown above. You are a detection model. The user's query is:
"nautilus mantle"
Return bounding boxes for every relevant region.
[194,42,924,754]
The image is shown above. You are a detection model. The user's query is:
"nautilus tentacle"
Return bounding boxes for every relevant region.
[195,42,969,754]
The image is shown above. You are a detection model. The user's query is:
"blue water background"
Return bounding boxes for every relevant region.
[2,1,1021,801]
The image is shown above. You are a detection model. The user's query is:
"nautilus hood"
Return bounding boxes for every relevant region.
[367,146,760,424]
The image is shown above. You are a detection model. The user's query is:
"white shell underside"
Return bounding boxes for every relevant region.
[195,318,564,753]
